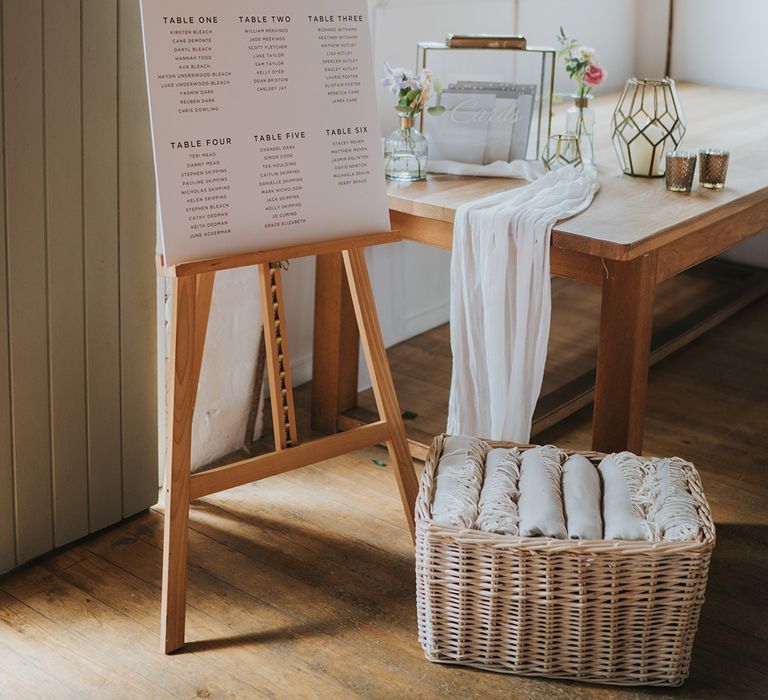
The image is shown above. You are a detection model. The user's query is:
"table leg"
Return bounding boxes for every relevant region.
[311,252,360,433]
[592,253,657,454]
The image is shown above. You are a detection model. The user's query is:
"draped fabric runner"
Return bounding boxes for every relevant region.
[447,165,600,442]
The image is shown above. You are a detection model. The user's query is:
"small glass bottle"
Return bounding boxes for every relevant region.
[565,95,595,165]
[384,114,428,182]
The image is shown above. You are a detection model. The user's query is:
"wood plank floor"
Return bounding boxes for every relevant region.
[1,280,767,699]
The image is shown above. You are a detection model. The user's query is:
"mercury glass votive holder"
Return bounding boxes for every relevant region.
[665,151,697,193]
[699,148,729,189]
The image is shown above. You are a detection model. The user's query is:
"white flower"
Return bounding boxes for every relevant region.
[578,46,597,62]
[381,62,415,96]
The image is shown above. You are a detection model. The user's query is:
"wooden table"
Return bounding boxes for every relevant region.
[311,83,768,455]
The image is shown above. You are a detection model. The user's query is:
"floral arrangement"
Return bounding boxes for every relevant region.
[556,27,606,98]
[381,63,444,118]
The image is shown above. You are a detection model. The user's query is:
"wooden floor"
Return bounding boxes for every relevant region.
[1,279,767,699]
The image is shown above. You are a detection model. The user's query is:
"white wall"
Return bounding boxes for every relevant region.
[666,0,768,267]
[282,257,319,385]
[191,269,264,470]
[518,0,635,94]
[633,0,668,79]
[671,0,768,91]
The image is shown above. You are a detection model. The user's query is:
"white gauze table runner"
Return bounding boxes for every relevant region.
[447,164,599,441]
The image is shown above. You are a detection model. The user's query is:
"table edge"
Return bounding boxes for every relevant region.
[388,186,768,262]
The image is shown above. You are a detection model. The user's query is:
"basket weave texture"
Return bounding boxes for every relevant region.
[415,435,716,687]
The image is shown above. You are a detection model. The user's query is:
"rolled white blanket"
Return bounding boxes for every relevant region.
[562,454,603,540]
[652,457,701,541]
[431,436,488,528]
[518,446,567,538]
[430,437,703,543]
[598,452,655,541]
[476,447,521,535]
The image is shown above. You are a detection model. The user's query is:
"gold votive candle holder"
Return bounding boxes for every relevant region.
[699,148,729,189]
[542,134,583,172]
[665,151,697,193]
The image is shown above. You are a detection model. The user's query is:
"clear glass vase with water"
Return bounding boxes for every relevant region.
[565,95,596,165]
[384,115,428,182]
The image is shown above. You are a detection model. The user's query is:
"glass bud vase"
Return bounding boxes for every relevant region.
[565,95,595,165]
[384,115,428,182]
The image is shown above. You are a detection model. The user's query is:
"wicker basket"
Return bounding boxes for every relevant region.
[416,435,716,687]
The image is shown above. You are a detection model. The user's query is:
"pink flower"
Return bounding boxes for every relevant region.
[583,63,606,87]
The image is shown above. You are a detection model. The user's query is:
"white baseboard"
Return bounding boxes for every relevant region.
[291,353,314,388]
[403,302,450,341]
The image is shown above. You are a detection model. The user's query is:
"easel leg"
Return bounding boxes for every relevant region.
[342,248,419,539]
[161,272,214,653]
[258,263,298,449]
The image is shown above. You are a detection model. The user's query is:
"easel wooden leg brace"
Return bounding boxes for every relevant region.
[160,247,419,653]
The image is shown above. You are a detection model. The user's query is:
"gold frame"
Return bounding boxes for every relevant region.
[416,39,556,161]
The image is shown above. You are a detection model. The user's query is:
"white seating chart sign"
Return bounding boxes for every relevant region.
[140,0,389,265]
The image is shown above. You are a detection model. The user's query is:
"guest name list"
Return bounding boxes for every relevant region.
[141,1,388,265]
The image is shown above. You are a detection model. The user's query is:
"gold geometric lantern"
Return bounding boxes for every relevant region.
[542,134,583,171]
[611,77,686,177]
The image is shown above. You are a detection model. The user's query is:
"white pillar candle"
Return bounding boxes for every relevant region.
[630,124,664,176]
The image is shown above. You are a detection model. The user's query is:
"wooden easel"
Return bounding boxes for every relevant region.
[158,230,419,654]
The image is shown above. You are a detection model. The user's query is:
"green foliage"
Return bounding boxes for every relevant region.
[556,26,578,56]
[556,26,601,99]
[382,63,445,118]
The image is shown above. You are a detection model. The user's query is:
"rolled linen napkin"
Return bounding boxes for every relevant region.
[598,452,655,541]
[518,445,567,539]
[476,447,521,535]
[652,457,701,541]
[431,436,488,528]
[562,454,603,539]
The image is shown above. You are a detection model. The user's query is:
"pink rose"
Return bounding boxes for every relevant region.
[583,63,606,86]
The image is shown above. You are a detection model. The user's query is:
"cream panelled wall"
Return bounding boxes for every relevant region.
[0,0,157,572]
